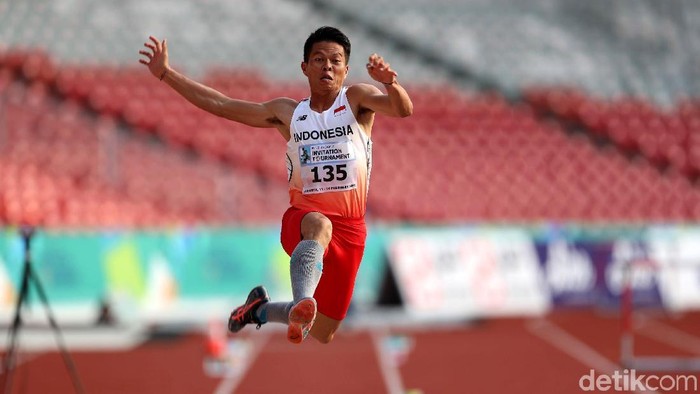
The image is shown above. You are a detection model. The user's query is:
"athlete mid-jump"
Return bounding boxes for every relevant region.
[139,26,413,344]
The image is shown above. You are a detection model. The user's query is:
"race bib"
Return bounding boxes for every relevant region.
[299,140,357,194]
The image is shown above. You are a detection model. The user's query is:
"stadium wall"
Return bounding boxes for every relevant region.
[0,225,698,326]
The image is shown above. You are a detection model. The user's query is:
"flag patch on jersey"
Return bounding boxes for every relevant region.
[333,105,347,116]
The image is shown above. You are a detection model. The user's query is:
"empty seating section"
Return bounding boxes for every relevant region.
[59,66,298,181]
[0,55,289,227]
[525,87,700,179]
[1,0,699,227]
[323,0,699,106]
[370,91,700,222]
[0,0,697,102]
[3,48,700,226]
[0,0,452,86]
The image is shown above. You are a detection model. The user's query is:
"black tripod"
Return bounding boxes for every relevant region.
[2,227,85,394]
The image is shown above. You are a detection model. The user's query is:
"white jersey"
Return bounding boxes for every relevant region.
[286,87,372,218]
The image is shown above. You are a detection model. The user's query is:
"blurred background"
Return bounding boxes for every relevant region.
[1,0,700,392]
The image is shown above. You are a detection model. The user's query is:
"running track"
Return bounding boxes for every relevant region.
[1,310,699,393]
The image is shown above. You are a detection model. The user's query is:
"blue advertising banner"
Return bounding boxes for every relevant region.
[535,239,600,308]
[535,238,663,310]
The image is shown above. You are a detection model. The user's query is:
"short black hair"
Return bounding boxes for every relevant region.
[303,26,351,63]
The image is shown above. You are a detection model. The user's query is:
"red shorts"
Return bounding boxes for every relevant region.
[280,207,367,320]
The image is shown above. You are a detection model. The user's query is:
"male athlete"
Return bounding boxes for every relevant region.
[139,26,413,344]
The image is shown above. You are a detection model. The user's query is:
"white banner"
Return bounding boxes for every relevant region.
[387,229,550,319]
[646,228,700,311]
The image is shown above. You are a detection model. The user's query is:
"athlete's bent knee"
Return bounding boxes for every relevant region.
[301,212,333,248]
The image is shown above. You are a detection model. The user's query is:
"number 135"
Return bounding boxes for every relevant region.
[311,164,348,183]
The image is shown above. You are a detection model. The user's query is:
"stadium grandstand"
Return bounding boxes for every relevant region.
[1,0,699,227]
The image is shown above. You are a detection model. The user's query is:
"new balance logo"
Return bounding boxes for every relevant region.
[296,115,307,121]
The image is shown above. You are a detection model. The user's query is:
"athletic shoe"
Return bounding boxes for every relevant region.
[228,285,270,333]
[287,297,317,344]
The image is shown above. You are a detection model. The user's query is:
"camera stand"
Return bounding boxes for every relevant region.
[2,227,85,394]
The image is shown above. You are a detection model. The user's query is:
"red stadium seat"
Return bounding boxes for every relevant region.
[4,52,700,226]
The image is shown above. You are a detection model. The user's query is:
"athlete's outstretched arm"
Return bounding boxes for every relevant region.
[356,53,413,118]
[138,36,294,128]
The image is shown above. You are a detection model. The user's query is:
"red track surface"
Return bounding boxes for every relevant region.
[2,310,699,393]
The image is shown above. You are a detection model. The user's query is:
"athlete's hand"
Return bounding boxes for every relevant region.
[139,36,170,80]
[366,53,398,85]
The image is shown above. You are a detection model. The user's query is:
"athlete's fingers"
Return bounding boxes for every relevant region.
[368,53,384,67]
[138,50,152,59]
[149,36,161,52]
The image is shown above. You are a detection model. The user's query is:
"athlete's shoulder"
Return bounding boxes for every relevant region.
[347,83,381,95]
[267,96,301,108]
[266,96,300,116]
[346,83,382,108]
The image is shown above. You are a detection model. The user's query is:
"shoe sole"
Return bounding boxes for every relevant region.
[287,298,317,344]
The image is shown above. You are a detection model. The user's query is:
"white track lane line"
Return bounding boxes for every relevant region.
[637,317,700,356]
[526,318,658,394]
[213,332,271,394]
[370,329,406,394]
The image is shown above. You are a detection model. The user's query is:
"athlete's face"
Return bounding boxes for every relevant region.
[301,41,348,92]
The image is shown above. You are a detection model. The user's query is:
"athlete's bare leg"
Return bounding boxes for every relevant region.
[310,312,342,344]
